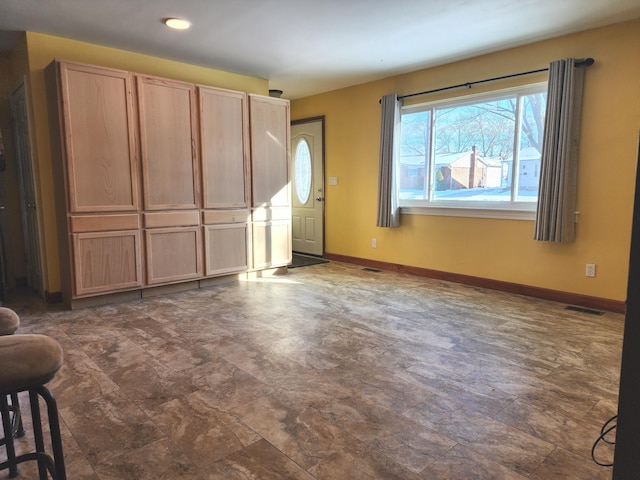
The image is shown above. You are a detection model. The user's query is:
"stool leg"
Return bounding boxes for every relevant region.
[9,393,24,438]
[29,390,49,480]
[0,395,19,478]
[36,386,66,480]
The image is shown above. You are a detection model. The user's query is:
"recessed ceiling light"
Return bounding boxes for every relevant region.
[163,18,191,30]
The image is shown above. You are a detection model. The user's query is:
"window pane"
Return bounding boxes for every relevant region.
[432,98,515,202]
[397,83,546,213]
[515,93,546,201]
[294,139,312,204]
[399,110,430,200]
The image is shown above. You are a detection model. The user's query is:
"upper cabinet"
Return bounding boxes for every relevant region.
[199,86,249,209]
[249,94,290,208]
[55,62,139,213]
[137,76,200,210]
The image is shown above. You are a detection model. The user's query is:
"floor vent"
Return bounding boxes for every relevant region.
[363,267,382,272]
[565,305,605,316]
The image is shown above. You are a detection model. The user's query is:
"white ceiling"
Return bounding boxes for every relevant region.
[1,0,639,99]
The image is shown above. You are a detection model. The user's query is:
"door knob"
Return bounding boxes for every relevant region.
[316,197,324,202]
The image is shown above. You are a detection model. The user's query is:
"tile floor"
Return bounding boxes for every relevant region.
[0,261,621,479]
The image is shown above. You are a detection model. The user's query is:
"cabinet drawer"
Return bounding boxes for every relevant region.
[70,214,140,233]
[202,209,250,225]
[252,206,291,222]
[144,210,199,228]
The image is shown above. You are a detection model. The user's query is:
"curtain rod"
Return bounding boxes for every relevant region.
[391,57,594,102]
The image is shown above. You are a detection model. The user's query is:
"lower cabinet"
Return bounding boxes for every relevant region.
[66,206,289,305]
[252,221,291,270]
[72,230,143,297]
[204,224,248,276]
[144,211,203,285]
[251,207,291,270]
[202,209,250,276]
[144,227,203,285]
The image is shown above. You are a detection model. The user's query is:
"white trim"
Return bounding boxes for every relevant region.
[401,205,536,221]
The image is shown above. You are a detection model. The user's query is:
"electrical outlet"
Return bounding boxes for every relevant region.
[586,263,596,277]
[371,238,377,248]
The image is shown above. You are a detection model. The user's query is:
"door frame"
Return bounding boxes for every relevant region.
[10,77,46,297]
[291,116,326,256]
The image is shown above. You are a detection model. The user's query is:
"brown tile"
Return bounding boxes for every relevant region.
[2,263,625,478]
[90,438,204,479]
[319,394,456,473]
[202,439,315,479]
[529,447,612,480]
[147,390,260,467]
[59,389,164,459]
[419,444,529,479]
[405,399,554,476]
[231,394,354,470]
[496,399,609,460]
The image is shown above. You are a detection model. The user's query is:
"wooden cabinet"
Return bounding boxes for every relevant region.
[199,86,251,275]
[143,211,202,284]
[204,222,249,275]
[199,86,249,208]
[54,61,139,212]
[47,60,290,306]
[73,229,142,296]
[70,214,143,296]
[137,76,203,283]
[249,94,292,269]
[137,76,200,210]
[47,61,144,304]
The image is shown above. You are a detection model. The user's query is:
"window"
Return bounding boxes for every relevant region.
[397,83,546,218]
[294,138,312,204]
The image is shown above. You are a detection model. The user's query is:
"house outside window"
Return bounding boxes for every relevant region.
[398,83,547,219]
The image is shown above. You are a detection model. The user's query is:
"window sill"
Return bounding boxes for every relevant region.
[400,205,536,221]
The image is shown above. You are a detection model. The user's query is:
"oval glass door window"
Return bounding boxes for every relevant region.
[294,139,312,204]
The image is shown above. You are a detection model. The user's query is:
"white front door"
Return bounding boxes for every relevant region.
[291,118,324,256]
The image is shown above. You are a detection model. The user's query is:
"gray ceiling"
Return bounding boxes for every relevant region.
[1,0,639,99]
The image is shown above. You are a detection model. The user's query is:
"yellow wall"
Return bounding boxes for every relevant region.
[291,20,640,302]
[11,32,269,295]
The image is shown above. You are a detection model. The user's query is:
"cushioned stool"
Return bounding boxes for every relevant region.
[0,308,20,336]
[0,308,24,439]
[0,334,66,479]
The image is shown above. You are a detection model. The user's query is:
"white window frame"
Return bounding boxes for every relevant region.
[397,83,547,221]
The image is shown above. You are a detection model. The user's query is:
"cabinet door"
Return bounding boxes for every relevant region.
[138,76,199,210]
[145,227,202,285]
[199,87,249,208]
[73,230,142,296]
[252,220,291,269]
[204,223,248,275]
[249,95,290,207]
[58,62,139,212]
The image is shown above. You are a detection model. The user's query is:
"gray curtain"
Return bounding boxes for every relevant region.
[534,58,585,242]
[376,93,401,228]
